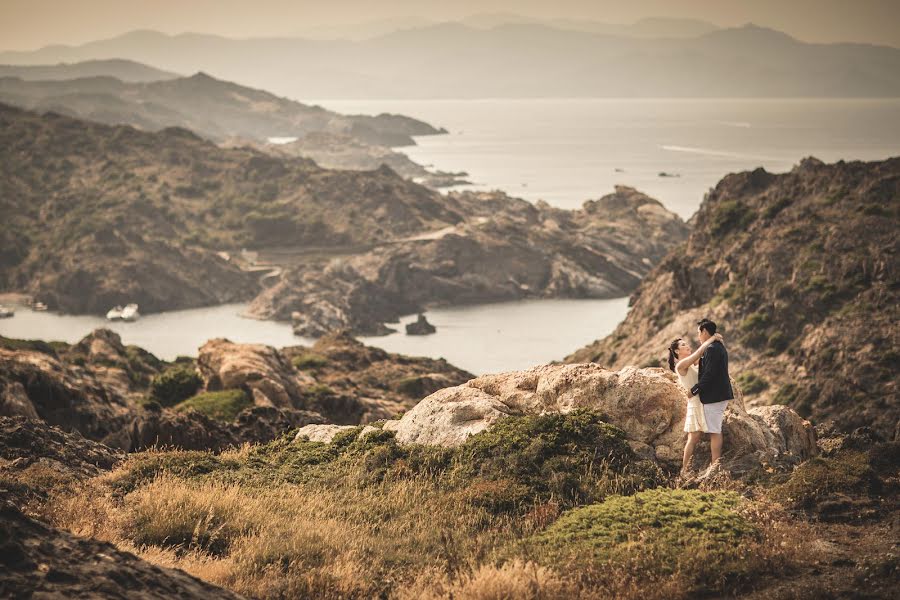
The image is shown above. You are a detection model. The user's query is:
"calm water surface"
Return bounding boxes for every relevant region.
[314,98,900,219]
[0,298,628,374]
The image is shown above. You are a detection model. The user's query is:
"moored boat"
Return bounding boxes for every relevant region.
[106,305,124,321]
[121,303,140,321]
[0,305,14,318]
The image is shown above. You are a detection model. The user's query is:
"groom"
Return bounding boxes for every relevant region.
[689,318,734,464]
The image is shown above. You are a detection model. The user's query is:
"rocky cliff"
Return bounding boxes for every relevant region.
[566,157,900,438]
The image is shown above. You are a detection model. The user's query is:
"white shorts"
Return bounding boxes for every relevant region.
[702,400,730,434]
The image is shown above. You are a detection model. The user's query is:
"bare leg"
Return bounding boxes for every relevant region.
[682,432,702,474]
[710,433,723,463]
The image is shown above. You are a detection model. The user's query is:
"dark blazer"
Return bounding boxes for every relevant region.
[690,340,734,404]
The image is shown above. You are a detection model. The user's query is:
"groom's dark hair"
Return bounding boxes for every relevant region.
[697,318,717,335]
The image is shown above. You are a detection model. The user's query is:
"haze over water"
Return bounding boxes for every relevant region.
[315,97,900,219]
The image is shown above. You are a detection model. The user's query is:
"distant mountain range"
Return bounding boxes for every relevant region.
[0,58,178,82]
[1,23,899,98]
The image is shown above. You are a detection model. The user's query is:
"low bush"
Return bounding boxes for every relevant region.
[149,365,202,407]
[174,389,252,422]
[735,372,769,396]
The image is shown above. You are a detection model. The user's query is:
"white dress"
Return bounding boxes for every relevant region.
[677,364,708,433]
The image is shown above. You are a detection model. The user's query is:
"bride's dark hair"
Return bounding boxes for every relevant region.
[667,338,683,372]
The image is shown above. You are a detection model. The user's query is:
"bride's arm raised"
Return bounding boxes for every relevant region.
[675,333,723,375]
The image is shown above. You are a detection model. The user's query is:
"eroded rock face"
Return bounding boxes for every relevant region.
[197,338,314,409]
[381,363,816,472]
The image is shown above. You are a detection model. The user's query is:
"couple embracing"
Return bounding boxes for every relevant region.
[667,318,734,475]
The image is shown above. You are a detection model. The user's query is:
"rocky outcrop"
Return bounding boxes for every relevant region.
[406,314,436,335]
[0,503,246,599]
[250,186,689,336]
[0,340,135,440]
[198,339,313,409]
[0,327,471,453]
[566,157,900,438]
[378,363,816,473]
[283,330,474,422]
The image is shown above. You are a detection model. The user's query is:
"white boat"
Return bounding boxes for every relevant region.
[121,303,140,321]
[32,301,48,311]
[0,305,14,318]
[106,305,124,321]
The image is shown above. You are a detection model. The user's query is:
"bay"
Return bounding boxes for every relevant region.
[312,98,900,219]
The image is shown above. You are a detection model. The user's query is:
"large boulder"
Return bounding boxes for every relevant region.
[381,363,816,471]
[197,338,314,408]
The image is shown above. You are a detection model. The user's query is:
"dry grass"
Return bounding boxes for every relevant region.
[41,413,811,599]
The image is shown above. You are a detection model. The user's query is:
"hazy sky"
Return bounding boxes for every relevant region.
[2,0,899,50]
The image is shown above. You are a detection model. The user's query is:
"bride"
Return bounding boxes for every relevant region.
[668,332,724,475]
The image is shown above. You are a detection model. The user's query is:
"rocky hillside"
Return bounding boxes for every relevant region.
[248,186,689,335]
[0,328,472,451]
[0,103,465,314]
[566,157,900,438]
[0,71,442,146]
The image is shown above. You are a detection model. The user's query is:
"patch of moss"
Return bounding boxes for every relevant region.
[736,372,769,396]
[530,488,756,562]
[149,365,202,407]
[291,352,329,371]
[174,389,252,422]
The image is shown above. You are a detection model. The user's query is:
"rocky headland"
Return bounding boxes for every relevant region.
[566,157,899,438]
[247,186,688,335]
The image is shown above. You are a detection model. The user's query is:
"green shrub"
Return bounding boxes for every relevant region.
[291,352,329,371]
[710,200,754,236]
[0,335,59,357]
[393,375,427,397]
[524,488,760,591]
[735,372,769,396]
[762,196,792,220]
[149,365,202,407]
[174,389,252,422]
[740,311,771,347]
[772,383,799,406]
[766,331,790,354]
